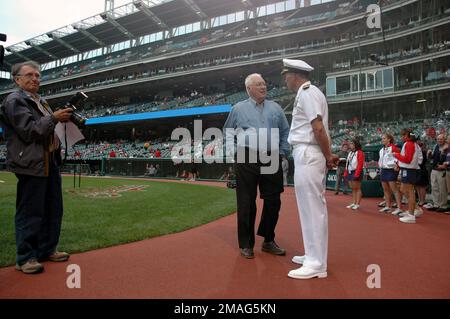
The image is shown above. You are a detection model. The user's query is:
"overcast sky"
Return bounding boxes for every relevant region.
[0,0,131,47]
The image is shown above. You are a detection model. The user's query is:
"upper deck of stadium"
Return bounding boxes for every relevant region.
[3,0,447,95]
[0,0,448,126]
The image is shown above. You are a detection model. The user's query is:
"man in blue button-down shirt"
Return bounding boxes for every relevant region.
[223,73,290,259]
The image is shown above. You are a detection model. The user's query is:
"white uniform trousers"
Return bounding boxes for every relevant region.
[292,144,328,271]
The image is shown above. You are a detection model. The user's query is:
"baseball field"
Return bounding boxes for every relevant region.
[0,172,236,267]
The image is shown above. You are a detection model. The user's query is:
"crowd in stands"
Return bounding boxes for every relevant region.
[26,31,449,100]
[79,85,289,119]
[329,111,450,153]
[1,111,448,162]
[67,138,174,161]
[333,40,450,73]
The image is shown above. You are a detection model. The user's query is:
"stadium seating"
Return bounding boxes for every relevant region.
[2,113,448,162]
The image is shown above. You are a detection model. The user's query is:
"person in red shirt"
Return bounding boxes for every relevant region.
[393,128,422,223]
[344,139,365,210]
[154,149,161,158]
[109,150,116,158]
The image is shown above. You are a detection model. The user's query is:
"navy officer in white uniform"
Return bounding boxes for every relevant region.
[282,59,338,279]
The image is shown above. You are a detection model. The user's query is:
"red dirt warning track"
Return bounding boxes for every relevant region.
[0,180,449,299]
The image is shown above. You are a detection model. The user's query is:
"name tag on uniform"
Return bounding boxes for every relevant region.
[402,169,407,177]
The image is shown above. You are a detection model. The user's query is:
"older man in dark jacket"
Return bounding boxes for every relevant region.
[0,61,73,274]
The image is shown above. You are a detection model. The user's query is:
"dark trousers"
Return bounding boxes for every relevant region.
[234,149,284,249]
[15,162,63,265]
[335,166,349,193]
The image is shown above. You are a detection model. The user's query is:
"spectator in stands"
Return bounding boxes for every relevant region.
[426,134,448,212]
[109,149,116,158]
[393,129,423,223]
[378,133,402,214]
[335,142,349,195]
[155,149,161,158]
[0,61,72,274]
[416,141,430,207]
[345,139,365,210]
[223,73,290,259]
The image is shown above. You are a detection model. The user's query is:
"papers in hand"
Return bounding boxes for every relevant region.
[55,122,85,149]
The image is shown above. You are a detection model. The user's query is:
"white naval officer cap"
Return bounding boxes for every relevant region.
[281,58,314,75]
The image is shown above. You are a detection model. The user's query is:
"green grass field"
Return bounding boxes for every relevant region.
[0,172,236,267]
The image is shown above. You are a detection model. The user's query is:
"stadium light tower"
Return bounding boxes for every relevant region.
[105,0,114,13]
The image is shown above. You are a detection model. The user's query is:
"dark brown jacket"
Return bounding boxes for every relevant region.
[0,89,60,177]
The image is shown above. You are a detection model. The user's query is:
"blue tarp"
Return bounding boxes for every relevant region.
[0,105,233,133]
[85,104,232,126]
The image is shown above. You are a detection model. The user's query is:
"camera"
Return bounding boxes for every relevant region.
[59,92,88,127]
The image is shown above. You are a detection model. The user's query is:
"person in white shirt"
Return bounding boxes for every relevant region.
[282,58,338,280]
[378,133,402,215]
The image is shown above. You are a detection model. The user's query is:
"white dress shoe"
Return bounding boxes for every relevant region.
[288,266,327,279]
[291,255,305,265]
[346,203,355,209]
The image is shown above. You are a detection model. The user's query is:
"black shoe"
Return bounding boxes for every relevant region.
[335,191,339,195]
[262,241,286,256]
[428,207,438,211]
[436,207,449,213]
[240,248,254,259]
